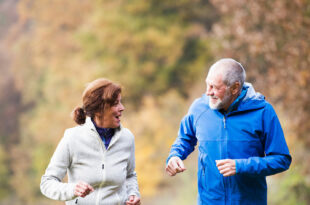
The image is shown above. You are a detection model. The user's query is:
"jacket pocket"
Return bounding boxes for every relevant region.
[198,153,207,193]
[65,198,78,205]
[199,152,225,200]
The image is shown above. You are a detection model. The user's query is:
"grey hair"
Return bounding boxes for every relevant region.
[209,58,246,90]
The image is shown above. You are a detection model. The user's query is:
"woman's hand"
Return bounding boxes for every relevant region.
[74,181,94,198]
[126,195,141,205]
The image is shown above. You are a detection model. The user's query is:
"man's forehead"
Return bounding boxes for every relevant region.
[206,71,223,85]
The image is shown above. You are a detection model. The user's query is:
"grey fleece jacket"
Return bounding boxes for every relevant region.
[40,117,140,205]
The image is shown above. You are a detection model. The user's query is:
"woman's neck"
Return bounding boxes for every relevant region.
[93,116,107,128]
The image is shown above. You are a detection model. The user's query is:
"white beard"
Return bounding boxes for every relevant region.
[209,90,232,110]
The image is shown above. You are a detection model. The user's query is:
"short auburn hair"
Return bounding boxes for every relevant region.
[72,78,121,125]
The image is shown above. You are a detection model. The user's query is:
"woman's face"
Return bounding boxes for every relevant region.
[101,94,125,128]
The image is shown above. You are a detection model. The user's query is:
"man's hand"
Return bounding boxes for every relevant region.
[216,159,236,177]
[165,157,186,176]
[74,181,94,198]
[126,195,141,205]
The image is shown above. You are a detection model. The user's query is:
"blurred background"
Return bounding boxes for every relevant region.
[0,0,309,204]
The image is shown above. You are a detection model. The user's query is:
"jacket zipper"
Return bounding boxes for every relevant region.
[223,115,228,202]
[200,155,205,176]
[94,132,107,205]
[199,154,206,195]
[116,193,121,205]
[93,128,122,205]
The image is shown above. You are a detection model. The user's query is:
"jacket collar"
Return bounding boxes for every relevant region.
[236,82,266,112]
[84,117,122,149]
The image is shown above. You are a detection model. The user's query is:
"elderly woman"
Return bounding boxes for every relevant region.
[40,78,141,205]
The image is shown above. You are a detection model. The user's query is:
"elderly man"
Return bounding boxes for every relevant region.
[166,58,291,205]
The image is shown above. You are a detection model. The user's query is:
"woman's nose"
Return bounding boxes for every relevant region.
[119,103,125,111]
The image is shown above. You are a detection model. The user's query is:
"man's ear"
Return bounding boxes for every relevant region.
[230,82,241,95]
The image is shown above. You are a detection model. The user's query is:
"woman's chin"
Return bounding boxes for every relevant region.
[112,122,120,128]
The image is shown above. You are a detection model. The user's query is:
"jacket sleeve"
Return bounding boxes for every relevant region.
[166,113,197,164]
[40,130,77,201]
[235,104,292,176]
[125,137,140,198]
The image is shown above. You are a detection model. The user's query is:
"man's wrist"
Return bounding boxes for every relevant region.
[166,155,180,165]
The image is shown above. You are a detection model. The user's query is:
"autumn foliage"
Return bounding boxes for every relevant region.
[0,0,309,204]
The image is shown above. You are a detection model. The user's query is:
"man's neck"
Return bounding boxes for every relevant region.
[223,94,239,112]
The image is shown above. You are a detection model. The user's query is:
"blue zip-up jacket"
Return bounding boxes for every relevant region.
[167,83,291,205]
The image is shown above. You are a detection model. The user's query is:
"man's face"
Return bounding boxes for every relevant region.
[206,71,232,110]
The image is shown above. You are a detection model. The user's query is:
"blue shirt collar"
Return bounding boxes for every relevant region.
[91,118,114,137]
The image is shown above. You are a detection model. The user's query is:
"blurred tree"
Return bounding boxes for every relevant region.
[0,145,10,199]
[0,0,25,202]
[76,0,217,104]
[8,0,97,203]
[4,0,310,204]
[6,0,310,204]
[125,91,188,196]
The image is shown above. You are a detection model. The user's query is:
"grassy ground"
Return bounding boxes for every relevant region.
[143,150,198,205]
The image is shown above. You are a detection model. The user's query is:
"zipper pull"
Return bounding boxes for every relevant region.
[200,156,205,176]
[223,117,226,128]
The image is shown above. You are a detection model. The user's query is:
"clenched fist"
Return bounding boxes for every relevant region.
[74,181,94,198]
[165,157,186,176]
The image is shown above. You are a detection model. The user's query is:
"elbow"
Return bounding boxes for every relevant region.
[280,154,292,172]
[40,176,46,195]
[40,176,50,198]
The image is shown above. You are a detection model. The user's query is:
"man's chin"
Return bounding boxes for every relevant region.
[209,102,222,110]
[209,103,218,110]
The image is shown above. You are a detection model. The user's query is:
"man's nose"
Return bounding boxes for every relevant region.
[206,87,213,96]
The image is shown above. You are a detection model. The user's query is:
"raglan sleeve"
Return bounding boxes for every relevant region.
[166,110,198,164]
[125,132,140,198]
[40,130,77,201]
[235,103,292,176]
